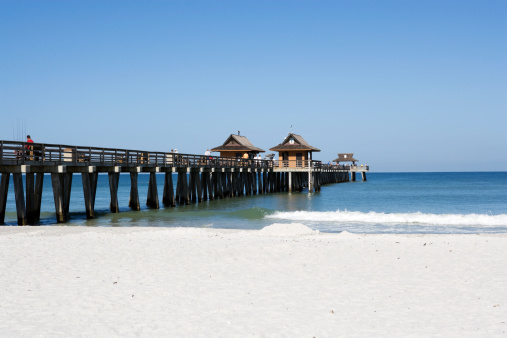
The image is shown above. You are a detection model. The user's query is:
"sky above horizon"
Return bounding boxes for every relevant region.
[1,0,506,172]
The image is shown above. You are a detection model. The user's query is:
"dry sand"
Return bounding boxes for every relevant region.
[1,224,506,337]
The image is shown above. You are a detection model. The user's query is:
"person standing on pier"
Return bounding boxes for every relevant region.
[204,149,211,165]
[25,135,34,160]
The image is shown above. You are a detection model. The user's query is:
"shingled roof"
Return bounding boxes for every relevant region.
[269,133,320,152]
[333,153,358,163]
[210,134,265,153]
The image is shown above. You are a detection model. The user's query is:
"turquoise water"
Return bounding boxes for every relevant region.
[2,172,507,234]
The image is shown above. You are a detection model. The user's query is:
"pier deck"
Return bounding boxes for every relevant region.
[1,140,352,225]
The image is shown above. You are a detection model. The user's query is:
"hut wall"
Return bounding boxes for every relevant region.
[219,151,251,158]
[277,151,309,168]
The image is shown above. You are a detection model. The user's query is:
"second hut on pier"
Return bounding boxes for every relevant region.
[333,153,358,167]
[269,133,320,168]
[210,132,265,160]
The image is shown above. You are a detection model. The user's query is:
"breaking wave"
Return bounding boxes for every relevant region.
[266,210,507,227]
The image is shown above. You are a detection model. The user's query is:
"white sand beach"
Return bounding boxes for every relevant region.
[0,224,506,337]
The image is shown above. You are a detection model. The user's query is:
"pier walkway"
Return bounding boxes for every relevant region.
[0,140,357,225]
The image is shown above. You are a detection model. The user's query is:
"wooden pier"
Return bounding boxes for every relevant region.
[0,140,352,226]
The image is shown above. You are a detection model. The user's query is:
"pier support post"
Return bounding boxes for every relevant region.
[189,171,196,202]
[163,172,175,207]
[13,173,27,225]
[288,172,292,192]
[207,172,214,200]
[257,171,263,194]
[231,171,238,197]
[129,171,140,210]
[351,172,356,182]
[108,172,120,212]
[252,171,257,195]
[25,173,44,224]
[196,172,202,202]
[176,170,189,205]
[211,171,218,199]
[82,171,98,218]
[147,172,159,209]
[0,173,10,225]
[217,172,224,199]
[361,172,367,181]
[33,173,44,223]
[51,172,72,223]
[201,172,208,201]
[204,172,213,201]
[25,173,34,224]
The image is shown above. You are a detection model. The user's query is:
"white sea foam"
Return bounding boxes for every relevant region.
[266,210,507,227]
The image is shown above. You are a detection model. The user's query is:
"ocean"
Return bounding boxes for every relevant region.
[2,172,507,234]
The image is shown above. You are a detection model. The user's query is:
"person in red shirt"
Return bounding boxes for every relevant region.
[25,135,34,160]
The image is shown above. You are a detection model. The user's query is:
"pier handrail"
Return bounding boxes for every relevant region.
[0,140,326,170]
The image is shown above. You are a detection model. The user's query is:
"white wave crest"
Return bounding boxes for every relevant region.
[266,210,507,227]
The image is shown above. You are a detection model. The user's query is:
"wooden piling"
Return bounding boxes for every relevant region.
[51,173,72,223]
[147,172,159,209]
[196,172,202,202]
[178,170,189,205]
[33,173,44,223]
[129,171,140,210]
[82,172,98,218]
[13,173,27,225]
[163,172,175,207]
[108,172,120,212]
[0,173,10,224]
[189,171,196,202]
[25,173,35,224]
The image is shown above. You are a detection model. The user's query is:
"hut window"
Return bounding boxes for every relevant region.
[289,138,294,144]
[344,155,347,158]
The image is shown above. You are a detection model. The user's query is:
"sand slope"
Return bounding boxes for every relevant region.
[1,225,506,337]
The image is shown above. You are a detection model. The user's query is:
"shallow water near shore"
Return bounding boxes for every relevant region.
[2,172,507,234]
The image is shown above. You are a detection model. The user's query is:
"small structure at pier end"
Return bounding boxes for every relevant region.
[269,133,320,168]
[333,153,358,166]
[210,132,265,159]
[333,153,369,181]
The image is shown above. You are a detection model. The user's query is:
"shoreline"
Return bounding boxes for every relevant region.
[1,225,506,336]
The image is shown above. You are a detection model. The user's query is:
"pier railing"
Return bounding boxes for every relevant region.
[349,165,369,171]
[0,140,328,170]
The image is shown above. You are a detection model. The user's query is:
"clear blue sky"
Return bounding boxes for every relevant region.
[1,0,506,172]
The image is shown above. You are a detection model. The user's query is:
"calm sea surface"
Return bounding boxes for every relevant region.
[3,172,507,234]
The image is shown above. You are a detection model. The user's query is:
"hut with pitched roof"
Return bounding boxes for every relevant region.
[269,133,320,168]
[210,132,265,159]
[333,153,358,165]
